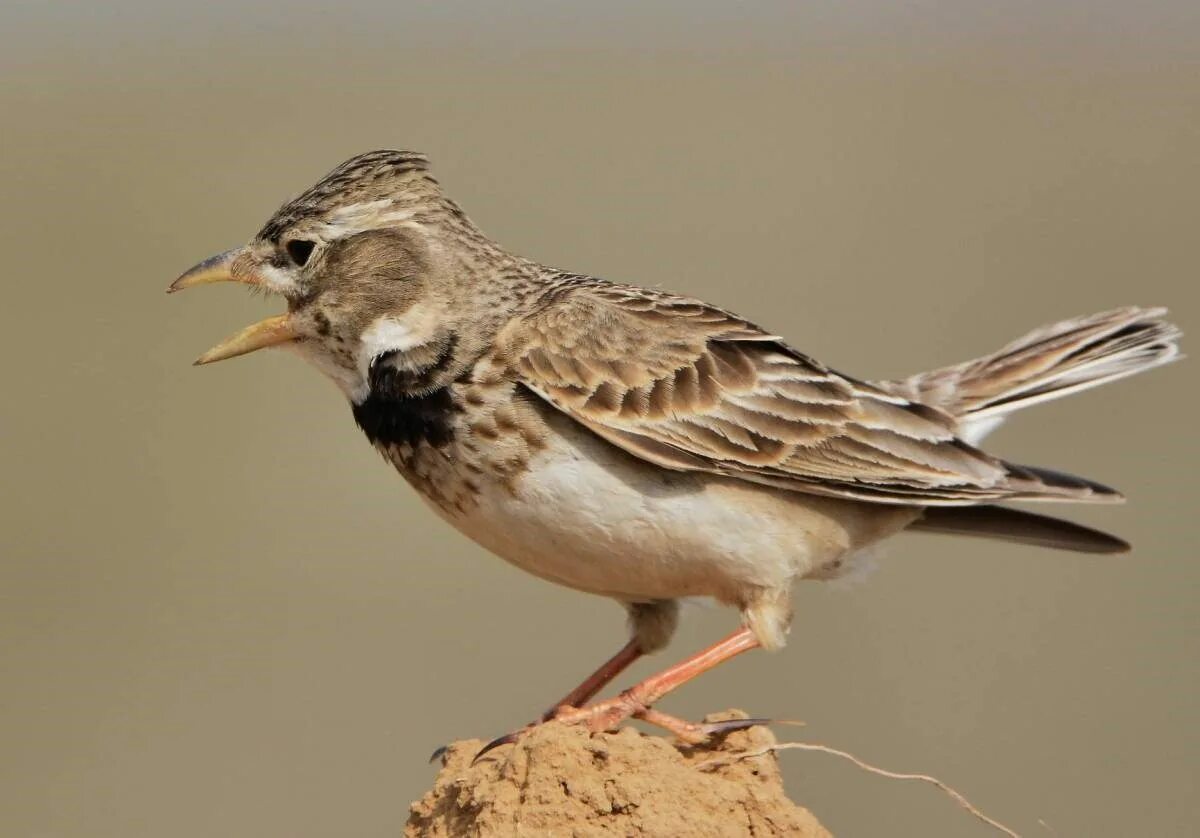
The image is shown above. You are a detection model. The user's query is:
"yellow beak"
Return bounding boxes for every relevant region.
[192,314,298,366]
[170,248,299,365]
[167,248,257,293]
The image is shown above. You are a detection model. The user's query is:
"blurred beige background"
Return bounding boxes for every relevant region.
[1,2,1197,835]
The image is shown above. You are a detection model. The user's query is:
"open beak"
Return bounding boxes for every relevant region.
[192,314,297,366]
[169,247,299,365]
[168,248,256,293]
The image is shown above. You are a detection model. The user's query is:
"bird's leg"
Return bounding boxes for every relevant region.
[549,626,762,741]
[473,626,765,762]
[541,636,643,720]
[462,638,646,763]
[541,599,676,717]
[461,603,675,763]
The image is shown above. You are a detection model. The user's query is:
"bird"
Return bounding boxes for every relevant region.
[169,149,1182,752]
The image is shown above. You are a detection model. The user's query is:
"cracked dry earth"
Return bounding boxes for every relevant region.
[406,711,830,837]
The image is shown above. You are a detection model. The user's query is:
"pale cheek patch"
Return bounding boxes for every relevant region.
[357,308,435,379]
[256,263,300,295]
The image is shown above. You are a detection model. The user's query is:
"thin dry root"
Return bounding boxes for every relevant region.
[699,740,1020,838]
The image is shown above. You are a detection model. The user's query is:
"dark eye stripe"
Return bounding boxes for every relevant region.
[286,239,316,267]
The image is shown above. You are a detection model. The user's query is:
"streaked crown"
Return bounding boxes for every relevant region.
[257,150,438,243]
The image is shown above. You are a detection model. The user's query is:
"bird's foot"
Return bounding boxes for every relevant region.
[469,694,770,764]
[462,627,768,765]
[553,698,770,744]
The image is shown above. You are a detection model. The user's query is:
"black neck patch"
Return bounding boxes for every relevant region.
[352,387,457,449]
[352,347,459,449]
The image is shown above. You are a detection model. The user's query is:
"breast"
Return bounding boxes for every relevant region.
[433,403,921,604]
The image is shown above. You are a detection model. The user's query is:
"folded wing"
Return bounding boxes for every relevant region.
[499,282,1119,506]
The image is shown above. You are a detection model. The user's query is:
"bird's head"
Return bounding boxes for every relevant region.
[169,150,496,401]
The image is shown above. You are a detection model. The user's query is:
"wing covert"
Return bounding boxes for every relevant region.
[499,283,1105,505]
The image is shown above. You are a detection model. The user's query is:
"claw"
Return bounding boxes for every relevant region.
[466,713,778,766]
[695,716,774,738]
[428,744,450,764]
[471,728,528,765]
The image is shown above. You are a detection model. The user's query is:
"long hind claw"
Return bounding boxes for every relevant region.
[650,710,774,743]
[471,727,533,765]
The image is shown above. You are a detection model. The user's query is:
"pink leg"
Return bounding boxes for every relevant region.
[474,627,765,762]
[543,637,643,719]
[552,626,762,740]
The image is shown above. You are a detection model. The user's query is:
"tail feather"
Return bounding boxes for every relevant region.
[910,505,1130,554]
[1003,462,1123,503]
[887,308,1181,550]
[890,307,1182,444]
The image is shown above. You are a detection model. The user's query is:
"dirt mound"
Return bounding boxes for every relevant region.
[406,710,829,837]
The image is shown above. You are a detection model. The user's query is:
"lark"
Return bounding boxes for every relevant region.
[170,150,1181,751]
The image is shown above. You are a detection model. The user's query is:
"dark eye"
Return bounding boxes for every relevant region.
[285,239,316,267]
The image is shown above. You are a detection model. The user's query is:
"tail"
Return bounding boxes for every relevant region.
[890,307,1182,444]
[910,505,1130,554]
[889,307,1181,553]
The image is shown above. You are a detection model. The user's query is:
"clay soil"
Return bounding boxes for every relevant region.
[407,710,829,837]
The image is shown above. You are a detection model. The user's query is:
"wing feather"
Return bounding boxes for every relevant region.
[501,283,1120,505]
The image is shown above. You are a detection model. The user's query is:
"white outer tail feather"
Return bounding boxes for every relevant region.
[893,307,1180,551]
[890,307,1182,444]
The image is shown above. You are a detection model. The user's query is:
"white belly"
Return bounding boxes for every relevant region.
[431,413,919,605]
